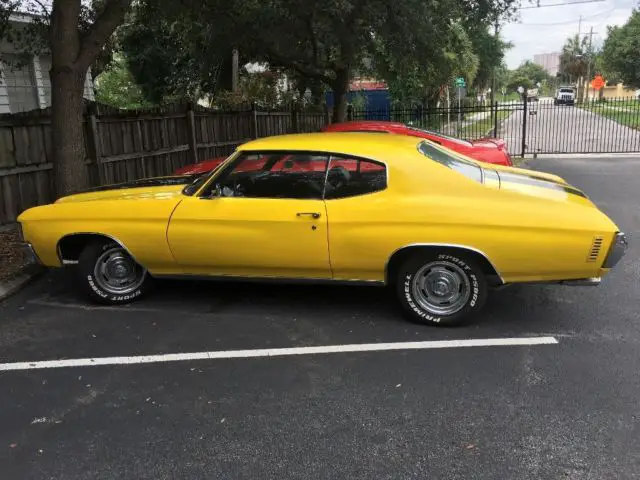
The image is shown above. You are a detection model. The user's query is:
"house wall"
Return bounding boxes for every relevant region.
[0,27,95,114]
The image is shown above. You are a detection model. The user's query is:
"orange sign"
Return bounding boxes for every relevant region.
[591,75,605,90]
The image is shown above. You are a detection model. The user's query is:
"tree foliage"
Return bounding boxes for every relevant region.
[94,53,154,109]
[559,34,591,82]
[124,0,517,119]
[601,9,640,88]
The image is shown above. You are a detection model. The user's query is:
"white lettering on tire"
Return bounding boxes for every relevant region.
[403,254,481,322]
[87,274,142,303]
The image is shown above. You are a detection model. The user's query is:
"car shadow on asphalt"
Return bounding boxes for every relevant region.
[7,268,581,336]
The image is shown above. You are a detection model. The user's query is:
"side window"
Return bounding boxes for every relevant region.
[208,152,329,199]
[324,156,387,200]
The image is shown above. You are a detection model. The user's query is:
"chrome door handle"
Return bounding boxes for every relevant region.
[296,212,321,219]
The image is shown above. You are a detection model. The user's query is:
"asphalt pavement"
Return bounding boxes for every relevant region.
[500,98,640,155]
[1,156,639,479]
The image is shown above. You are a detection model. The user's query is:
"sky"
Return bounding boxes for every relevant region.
[502,0,637,68]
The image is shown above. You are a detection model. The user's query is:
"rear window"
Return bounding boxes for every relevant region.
[418,141,482,183]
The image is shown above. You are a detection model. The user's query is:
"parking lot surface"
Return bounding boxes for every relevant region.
[1,156,639,479]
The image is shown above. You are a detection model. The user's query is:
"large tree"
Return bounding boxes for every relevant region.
[601,10,640,89]
[0,0,133,195]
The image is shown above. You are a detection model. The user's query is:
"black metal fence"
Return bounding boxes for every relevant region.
[349,101,506,141]
[348,96,640,156]
[521,96,640,155]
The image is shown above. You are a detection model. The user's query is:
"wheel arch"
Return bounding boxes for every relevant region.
[57,232,140,266]
[385,244,504,287]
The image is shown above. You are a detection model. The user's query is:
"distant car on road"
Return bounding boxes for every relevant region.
[17,133,627,326]
[554,87,576,106]
[323,120,513,166]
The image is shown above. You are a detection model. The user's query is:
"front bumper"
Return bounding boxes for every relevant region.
[603,232,628,269]
[20,242,42,265]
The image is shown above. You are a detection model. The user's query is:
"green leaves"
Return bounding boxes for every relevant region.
[601,10,640,88]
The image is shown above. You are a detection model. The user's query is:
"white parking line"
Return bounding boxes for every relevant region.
[0,337,558,372]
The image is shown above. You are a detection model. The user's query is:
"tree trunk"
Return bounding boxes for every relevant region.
[51,66,89,197]
[331,67,350,123]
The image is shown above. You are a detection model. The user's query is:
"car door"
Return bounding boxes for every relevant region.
[167,152,332,279]
[323,155,389,282]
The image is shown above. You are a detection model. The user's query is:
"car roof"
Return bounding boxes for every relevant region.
[239,132,424,162]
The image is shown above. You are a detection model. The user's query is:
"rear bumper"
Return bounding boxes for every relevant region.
[603,232,628,269]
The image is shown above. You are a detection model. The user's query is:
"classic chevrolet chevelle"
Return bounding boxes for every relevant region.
[17,133,627,325]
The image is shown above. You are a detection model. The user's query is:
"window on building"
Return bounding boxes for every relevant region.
[38,56,52,107]
[2,54,38,113]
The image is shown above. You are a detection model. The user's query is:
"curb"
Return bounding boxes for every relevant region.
[0,265,45,302]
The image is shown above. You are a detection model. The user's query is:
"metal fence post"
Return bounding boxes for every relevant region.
[521,94,528,157]
[347,104,353,121]
[493,101,499,137]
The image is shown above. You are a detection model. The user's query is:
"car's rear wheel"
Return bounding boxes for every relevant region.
[396,252,487,326]
[78,240,152,304]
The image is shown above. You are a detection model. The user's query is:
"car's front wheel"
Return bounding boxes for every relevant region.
[78,240,152,304]
[396,252,487,326]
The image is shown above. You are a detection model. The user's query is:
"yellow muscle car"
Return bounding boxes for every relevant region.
[17,133,627,325]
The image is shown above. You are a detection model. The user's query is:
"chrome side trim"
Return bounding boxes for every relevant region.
[56,232,145,268]
[384,243,504,285]
[559,277,601,286]
[153,274,385,287]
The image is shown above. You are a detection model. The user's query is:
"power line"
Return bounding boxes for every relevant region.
[518,0,606,9]
[517,7,615,25]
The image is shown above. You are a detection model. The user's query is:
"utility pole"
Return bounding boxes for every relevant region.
[578,15,582,37]
[231,49,239,92]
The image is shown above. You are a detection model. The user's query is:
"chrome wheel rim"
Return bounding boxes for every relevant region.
[411,261,471,316]
[93,247,146,295]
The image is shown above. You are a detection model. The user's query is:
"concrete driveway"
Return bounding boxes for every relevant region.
[500,98,640,155]
[0,156,639,479]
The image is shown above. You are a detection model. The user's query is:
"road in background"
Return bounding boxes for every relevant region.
[499,98,640,155]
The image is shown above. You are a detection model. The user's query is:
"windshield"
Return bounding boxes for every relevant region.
[182,152,239,196]
[559,88,574,93]
[406,126,472,146]
[418,141,482,183]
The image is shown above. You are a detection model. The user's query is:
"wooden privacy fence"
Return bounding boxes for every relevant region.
[0,102,329,224]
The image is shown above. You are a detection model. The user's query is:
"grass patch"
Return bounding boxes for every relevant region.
[459,110,511,138]
[580,99,640,129]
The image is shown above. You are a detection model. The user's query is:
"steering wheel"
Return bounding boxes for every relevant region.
[326,166,351,192]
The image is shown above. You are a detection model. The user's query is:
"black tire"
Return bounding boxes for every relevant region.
[77,240,152,305]
[396,252,488,326]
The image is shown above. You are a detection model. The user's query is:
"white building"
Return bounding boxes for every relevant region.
[533,52,561,77]
[0,12,94,114]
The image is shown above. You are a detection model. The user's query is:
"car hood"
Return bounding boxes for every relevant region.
[55,176,195,203]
